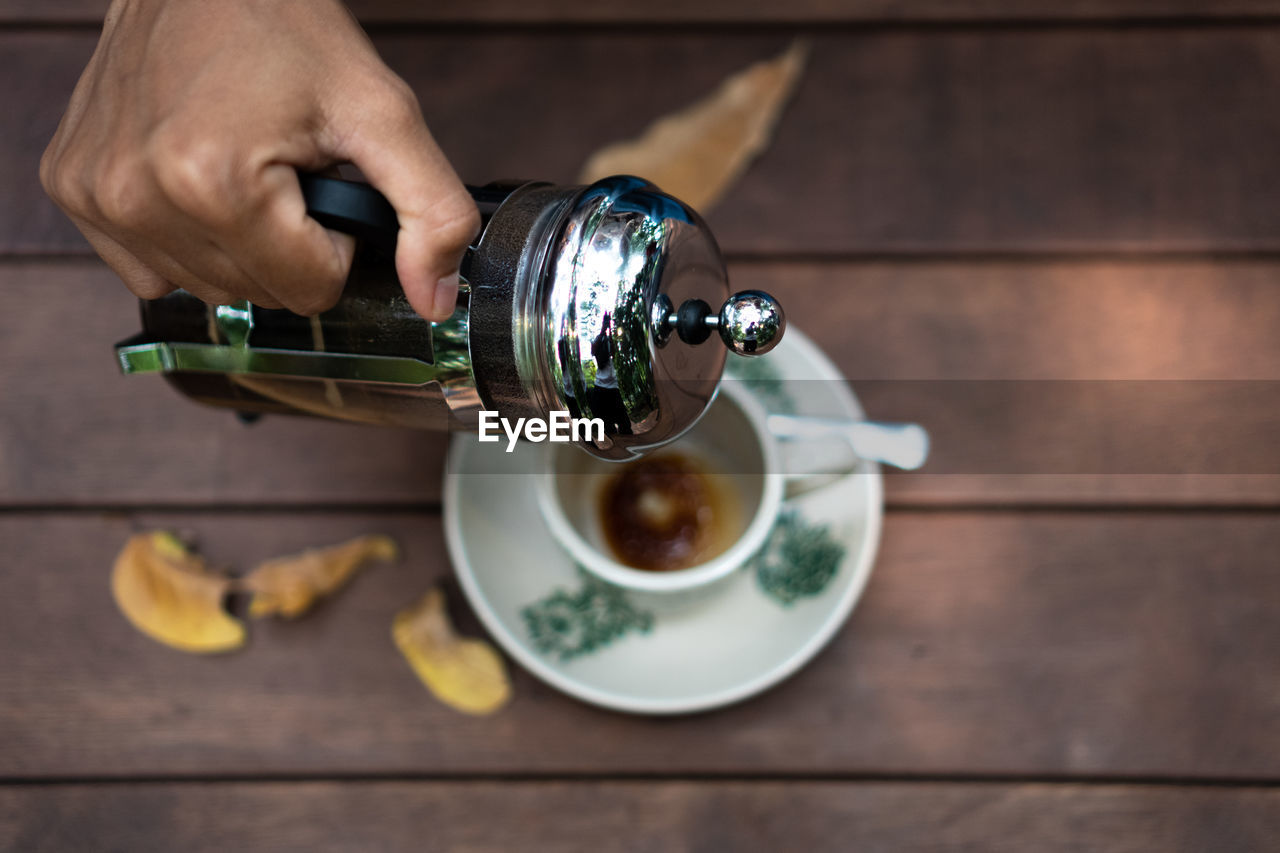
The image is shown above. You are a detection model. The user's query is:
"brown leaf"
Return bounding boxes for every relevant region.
[577,40,808,212]
[393,588,511,716]
[111,532,245,654]
[241,534,398,619]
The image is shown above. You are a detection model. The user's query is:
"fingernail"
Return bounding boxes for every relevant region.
[432,274,460,320]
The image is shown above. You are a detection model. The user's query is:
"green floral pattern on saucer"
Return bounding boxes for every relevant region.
[724,356,797,414]
[750,511,846,606]
[521,569,654,661]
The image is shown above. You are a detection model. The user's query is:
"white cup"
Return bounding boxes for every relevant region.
[538,382,837,595]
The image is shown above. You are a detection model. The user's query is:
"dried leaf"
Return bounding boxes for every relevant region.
[111,531,245,654]
[241,534,398,619]
[393,588,511,716]
[577,40,808,212]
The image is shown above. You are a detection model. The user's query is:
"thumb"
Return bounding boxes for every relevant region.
[339,87,479,322]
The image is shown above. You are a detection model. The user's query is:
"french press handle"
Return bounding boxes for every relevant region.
[296,171,528,293]
[297,172,401,251]
[113,174,464,386]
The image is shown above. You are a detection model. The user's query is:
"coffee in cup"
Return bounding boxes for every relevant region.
[539,382,781,595]
[598,450,745,572]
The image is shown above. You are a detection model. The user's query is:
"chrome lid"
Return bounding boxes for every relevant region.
[535,176,785,460]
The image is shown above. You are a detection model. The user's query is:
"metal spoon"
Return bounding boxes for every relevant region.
[765,414,930,471]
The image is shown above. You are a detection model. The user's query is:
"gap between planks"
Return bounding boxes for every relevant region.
[2,771,1280,788]
[7,17,1280,34]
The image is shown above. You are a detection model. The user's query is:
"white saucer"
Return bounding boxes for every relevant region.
[444,328,883,714]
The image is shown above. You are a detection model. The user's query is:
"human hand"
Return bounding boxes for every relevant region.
[40,0,478,321]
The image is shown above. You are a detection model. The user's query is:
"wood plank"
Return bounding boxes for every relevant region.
[6,0,1280,25]
[3,510,1279,778]
[7,29,1280,255]
[3,781,1280,852]
[4,258,1278,507]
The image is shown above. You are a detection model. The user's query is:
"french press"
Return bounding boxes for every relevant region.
[114,174,786,460]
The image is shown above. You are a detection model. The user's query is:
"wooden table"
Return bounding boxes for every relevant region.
[3,2,1280,849]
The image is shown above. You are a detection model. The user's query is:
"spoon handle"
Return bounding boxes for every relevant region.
[765,414,931,471]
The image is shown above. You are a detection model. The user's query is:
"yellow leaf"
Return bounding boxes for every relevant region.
[241,534,398,619]
[111,531,245,654]
[577,40,808,212]
[393,588,511,716]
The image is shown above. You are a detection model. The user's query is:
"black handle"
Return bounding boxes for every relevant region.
[299,172,523,267]
[298,172,400,252]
